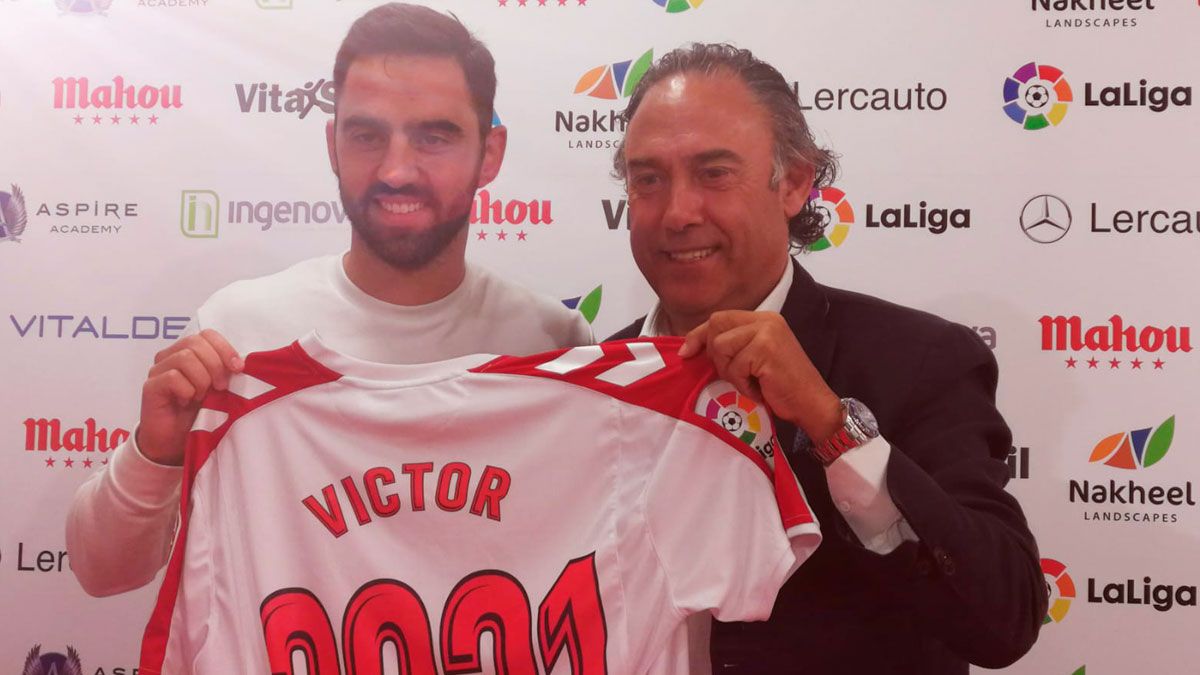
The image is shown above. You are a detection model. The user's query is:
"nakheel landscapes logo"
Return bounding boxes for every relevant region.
[562,286,602,325]
[1005,61,1192,130]
[1069,415,1194,524]
[556,49,652,150]
[1031,0,1157,30]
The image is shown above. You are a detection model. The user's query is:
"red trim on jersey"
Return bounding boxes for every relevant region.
[139,342,343,674]
[472,337,816,532]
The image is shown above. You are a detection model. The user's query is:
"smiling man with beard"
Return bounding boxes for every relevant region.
[66,3,591,599]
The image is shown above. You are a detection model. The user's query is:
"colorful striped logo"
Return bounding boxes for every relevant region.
[575,50,654,100]
[1089,416,1175,470]
[806,187,854,252]
[1042,558,1076,624]
[1004,62,1073,130]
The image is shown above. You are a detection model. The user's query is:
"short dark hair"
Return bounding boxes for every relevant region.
[613,43,839,250]
[333,3,497,136]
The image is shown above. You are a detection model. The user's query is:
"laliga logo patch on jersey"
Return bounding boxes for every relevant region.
[696,380,781,464]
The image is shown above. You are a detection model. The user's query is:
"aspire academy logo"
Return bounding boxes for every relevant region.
[806,187,854,252]
[56,0,110,12]
[1090,415,1175,470]
[22,645,83,675]
[1042,558,1075,624]
[0,183,27,243]
[1004,62,1073,130]
[575,49,654,100]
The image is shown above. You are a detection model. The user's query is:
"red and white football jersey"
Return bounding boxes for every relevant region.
[139,335,820,675]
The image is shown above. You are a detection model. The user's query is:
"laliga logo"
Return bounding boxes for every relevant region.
[696,380,780,463]
[1041,558,1076,625]
[0,183,27,244]
[1090,415,1175,470]
[1004,62,1073,130]
[56,0,112,13]
[806,187,854,252]
[651,0,704,11]
[575,49,654,100]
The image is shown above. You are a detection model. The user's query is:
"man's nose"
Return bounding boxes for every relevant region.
[661,179,703,232]
[377,135,421,188]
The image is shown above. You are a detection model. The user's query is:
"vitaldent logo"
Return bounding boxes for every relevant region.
[234,79,334,119]
[556,49,653,150]
[650,0,704,12]
[9,314,189,340]
[562,286,603,324]
[1040,314,1191,370]
[793,81,948,113]
[1032,0,1157,30]
[53,76,182,126]
[1042,558,1075,624]
[0,183,27,243]
[1070,415,1193,524]
[1003,62,1072,130]
[470,189,554,243]
[24,417,126,469]
[806,187,854,252]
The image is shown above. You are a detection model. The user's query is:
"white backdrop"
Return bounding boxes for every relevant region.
[2,1,1199,673]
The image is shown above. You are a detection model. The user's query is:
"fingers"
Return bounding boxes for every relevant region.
[149,351,213,404]
[678,322,710,358]
[199,329,243,372]
[710,324,765,401]
[145,369,199,408]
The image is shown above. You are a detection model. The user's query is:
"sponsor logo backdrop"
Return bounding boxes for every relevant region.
[1,1,1198,673]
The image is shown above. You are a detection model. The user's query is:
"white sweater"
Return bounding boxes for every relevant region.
[65,254,592,597]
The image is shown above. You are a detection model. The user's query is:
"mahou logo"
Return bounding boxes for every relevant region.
[1040,314,1191,370]
[53,76,182,126]
[24,417,127,469]
[469,189,553,244]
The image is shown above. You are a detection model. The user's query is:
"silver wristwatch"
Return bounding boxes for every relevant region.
[809,398,880,466]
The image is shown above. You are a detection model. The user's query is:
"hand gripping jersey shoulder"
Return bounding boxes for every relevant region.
[139,336,819,675]
[471,338,815,534]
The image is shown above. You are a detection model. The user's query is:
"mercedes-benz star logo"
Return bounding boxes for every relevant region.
[1020,194,1072,244]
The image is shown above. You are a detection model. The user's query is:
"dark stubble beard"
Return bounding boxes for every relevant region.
[340,179,476,271]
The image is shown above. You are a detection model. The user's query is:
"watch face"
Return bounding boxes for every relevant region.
[845,398,880,437]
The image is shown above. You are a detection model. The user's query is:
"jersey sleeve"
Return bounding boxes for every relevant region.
[642,414,819,622]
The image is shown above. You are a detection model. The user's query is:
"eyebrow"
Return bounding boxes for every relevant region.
[339,116,466,137]
[626,148,744,174]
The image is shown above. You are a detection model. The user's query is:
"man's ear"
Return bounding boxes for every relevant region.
[325,118,339,177]
[476,124,508,188]
[779,160,815,219]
